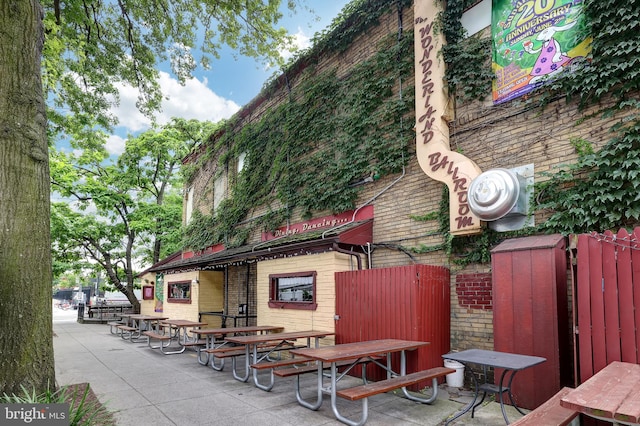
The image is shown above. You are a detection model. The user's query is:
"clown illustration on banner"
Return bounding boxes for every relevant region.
[492,0,591,104]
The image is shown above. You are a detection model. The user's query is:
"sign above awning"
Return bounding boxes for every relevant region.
[149,219,373,274]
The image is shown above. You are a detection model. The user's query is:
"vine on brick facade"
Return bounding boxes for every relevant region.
[183,2,415,250]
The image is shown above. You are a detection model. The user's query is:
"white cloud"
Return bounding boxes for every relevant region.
[112,71,241,134]
[105,134,127,156]
[279,27,312,61]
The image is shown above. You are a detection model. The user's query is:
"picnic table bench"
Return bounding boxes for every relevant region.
[116,314,168,343]
[145,319,207,355]
[289,339,447,426]
[262,354,384,377]
[224,330,334,391]
[88,304,133,319]
[203,342,300,369]
[204,342,297,357]
[108,320,126,334]
[142,330,175,353]
[336,367,453,401]
[510,387,578,426]
[252,355,386,396]
[195,325,284,366]
[115,324,138,339]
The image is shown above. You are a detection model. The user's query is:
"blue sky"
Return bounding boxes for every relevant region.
[105,1,351,155]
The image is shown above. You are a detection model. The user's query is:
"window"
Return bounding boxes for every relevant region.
[213,174,226,211]
[461,0,490,37]
[167,281,192,304]
[237,152,247,173]
[185,186,194,224]
[268,272,317,310]
[142,285,154,300]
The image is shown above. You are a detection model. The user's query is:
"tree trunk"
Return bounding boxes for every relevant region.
[0,0,55,394]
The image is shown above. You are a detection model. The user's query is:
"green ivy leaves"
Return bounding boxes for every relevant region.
[184,20,415,250]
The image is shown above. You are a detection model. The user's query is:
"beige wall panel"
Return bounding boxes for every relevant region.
[256,252,359,346]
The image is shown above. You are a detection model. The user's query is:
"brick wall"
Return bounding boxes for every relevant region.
[220,264,258,327]
[456,272,492,310]
[181,1,635,356]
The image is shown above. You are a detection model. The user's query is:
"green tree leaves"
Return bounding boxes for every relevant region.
[42,0,297,145]
[50,120,211,305]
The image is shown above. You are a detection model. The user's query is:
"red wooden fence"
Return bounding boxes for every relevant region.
[576,228,640,384]
[334,264,450,390]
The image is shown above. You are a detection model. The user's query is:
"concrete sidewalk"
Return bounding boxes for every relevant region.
[53,320,524,425]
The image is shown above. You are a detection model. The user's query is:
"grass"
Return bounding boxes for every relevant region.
[1,382,115,426]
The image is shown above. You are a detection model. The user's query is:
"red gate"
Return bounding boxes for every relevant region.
[575,228,640,383]
[334,264,450,389]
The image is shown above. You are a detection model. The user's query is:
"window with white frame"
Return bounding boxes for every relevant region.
[268,271,317,310]
[167,281,192,304]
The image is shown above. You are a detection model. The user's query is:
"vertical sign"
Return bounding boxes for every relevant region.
[414,0,483,235]
[492,0,591,104]
[155,273,164,312]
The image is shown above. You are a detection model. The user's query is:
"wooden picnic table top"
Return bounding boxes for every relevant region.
[130,315,169,321]
[290,339,429,363]
[225,330,333,345]
[561,361,640,424]
[161,319,208,327]
[195,325,284,336]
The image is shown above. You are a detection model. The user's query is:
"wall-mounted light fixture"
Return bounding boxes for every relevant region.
[191,279,199,285]
[468,164,534,232]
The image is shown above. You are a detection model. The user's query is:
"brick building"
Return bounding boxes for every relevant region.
[140,0,635,396]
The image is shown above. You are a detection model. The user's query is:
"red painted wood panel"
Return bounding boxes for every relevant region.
[615,229,635,363]
[335,265,450,390]
[575,229,640,426]
[491,234,570,410]
[588,234,607,376]
[576,233,594,382]
[632,231,640,364]
[576,229,640,378]
[530,247,561,405]
[492,249,515,354]
[602,230,621,364]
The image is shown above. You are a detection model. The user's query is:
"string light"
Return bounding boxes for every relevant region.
[588,231,640,250]
[160,246,337,274]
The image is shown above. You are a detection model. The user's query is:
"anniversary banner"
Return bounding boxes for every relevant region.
[491,0,591,104]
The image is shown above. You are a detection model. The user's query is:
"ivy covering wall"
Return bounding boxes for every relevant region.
[430,0,640,265]
[184,0,640,263]
[533,0,640,234]
[184,1,414,250]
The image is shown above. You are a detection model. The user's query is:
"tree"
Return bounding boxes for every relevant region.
[0,0,55,396]
[1,0,298,395]
[50,119,219,311]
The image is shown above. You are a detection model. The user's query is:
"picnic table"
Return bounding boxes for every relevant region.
[224,330,334,389]
[561,361,640,425]
[289,339,448,426]
[195,325,284,366]
[442,349,547,425]
[117,314,168,343]
[144,319,208,355]
[87,304,132,319]
[107,312,134,334]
